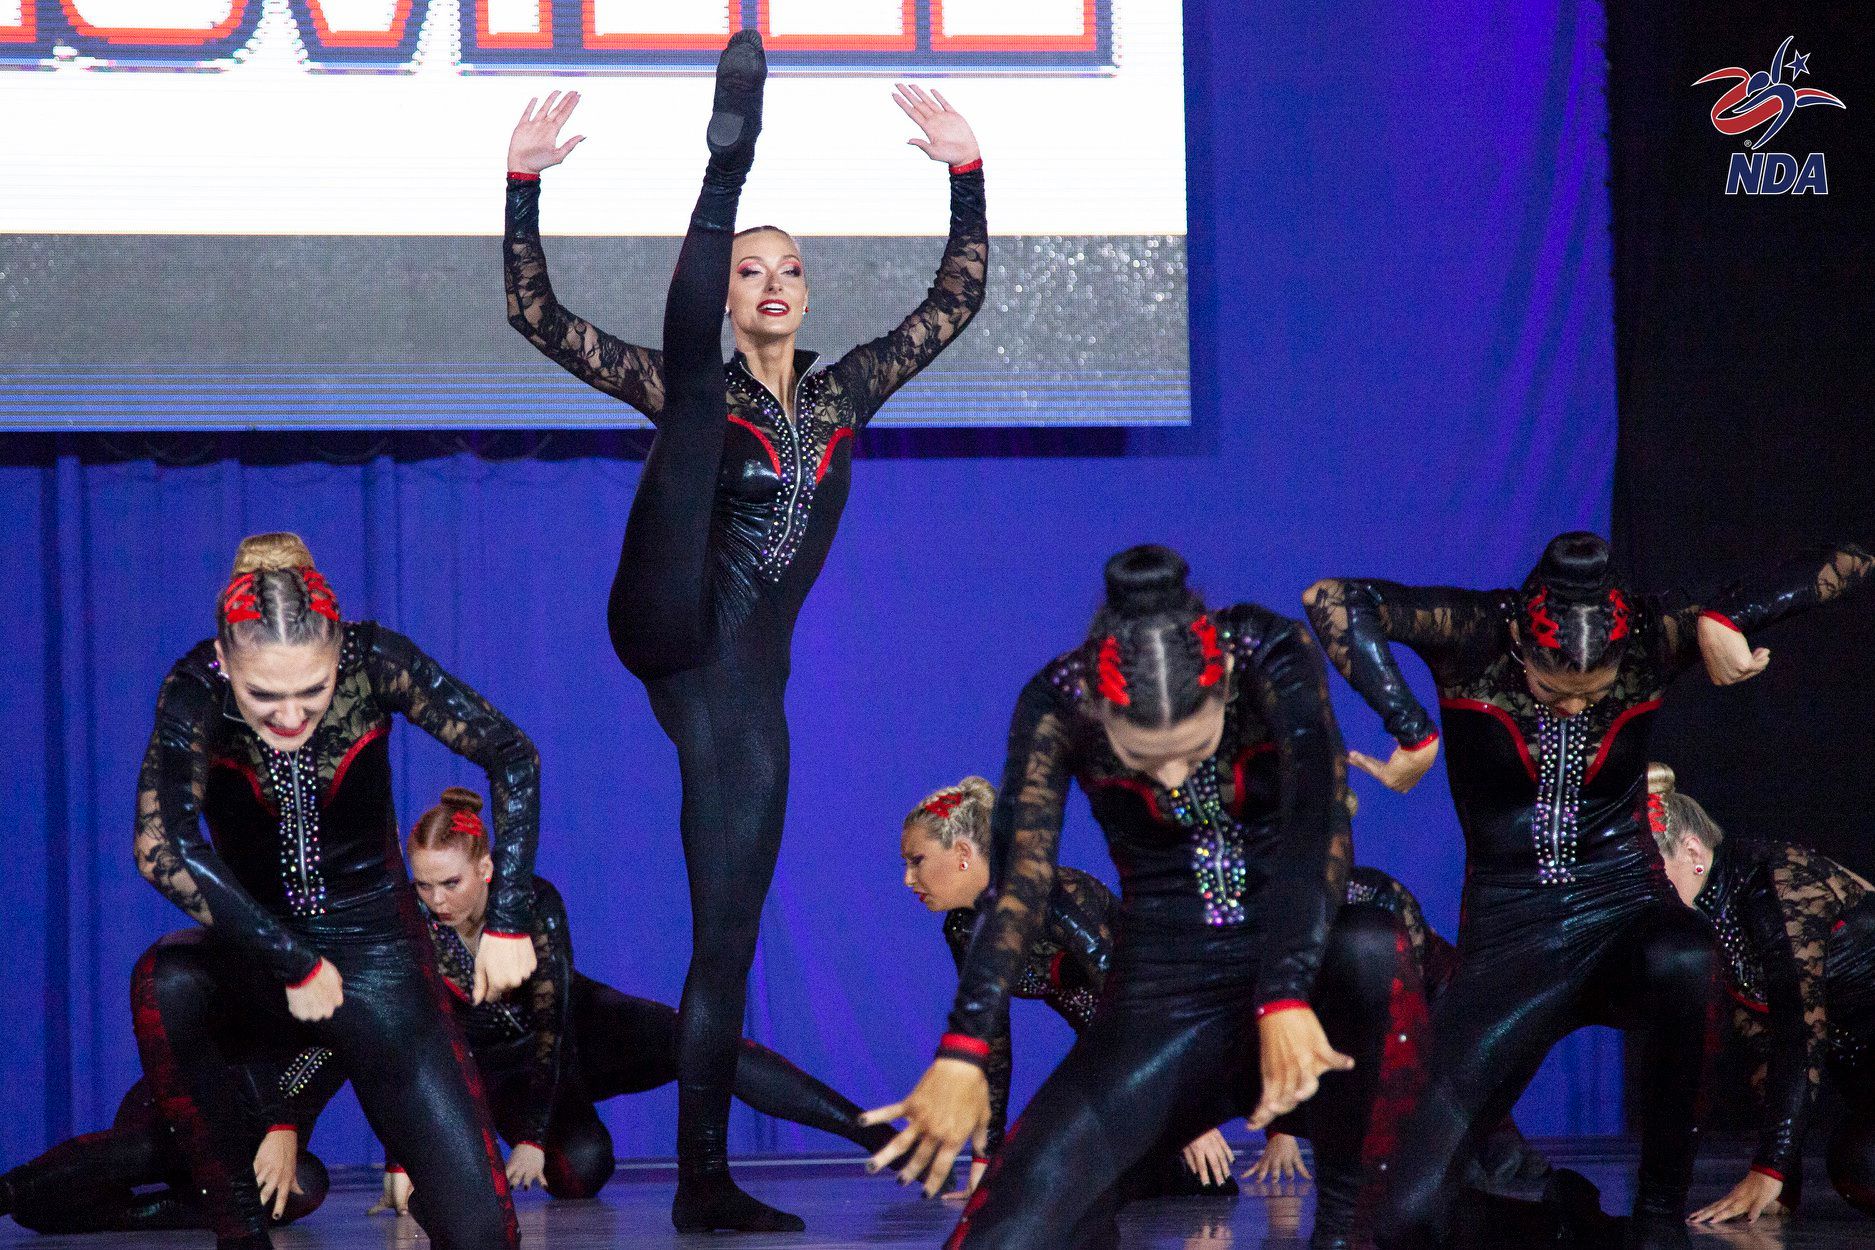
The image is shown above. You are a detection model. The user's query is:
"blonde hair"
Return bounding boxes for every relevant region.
[904,776,996,851]
[1646,761,1725,856]
[218,532,342,651]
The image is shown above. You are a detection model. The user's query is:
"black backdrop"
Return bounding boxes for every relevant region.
[1609,1,1875,876]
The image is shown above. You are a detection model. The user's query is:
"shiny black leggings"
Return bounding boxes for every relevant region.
[482,973,889,1198]
[1,1080,326,1234]
[948,909,1405,1250]
[136,925,516,1250]
[1376,873,1721,1248]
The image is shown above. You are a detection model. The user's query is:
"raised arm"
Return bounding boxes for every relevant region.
[1654,541,1875,679]
[503,92,667,417]
[362,627,541,939]
[829,87,987,423]
[135,665,323,985]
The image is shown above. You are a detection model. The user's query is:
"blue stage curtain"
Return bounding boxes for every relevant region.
[0,0,1618,1163]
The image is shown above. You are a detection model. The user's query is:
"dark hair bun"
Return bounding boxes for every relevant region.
[1103,545,1197,618]
[439,786,484,815]
[1526,531,1615,600]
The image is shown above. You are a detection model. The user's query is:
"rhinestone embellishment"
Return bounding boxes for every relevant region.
[1166,759,1250,927]
[279,1047,335,1100]
[269,746,328,916]
[1532,709,1587,885]
[732,368,837,585]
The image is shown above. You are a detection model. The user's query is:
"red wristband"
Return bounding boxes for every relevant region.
[286,958,325,990]
[483,929,528,940]
[385,1163,406,1175]
[937,1032,992,1060]
[517,1140,543,1151]
[1401,730,1440,752]
[949,158,983,176]
[1750,1164,1785,1183]
[1700,610,1742,634]
[507,171,540,183]
[266,1124,297,1136]
[1256,999,1310,1019]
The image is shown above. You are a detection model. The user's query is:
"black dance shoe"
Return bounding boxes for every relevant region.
[672,1171,806,1234]
[705,29,766,179]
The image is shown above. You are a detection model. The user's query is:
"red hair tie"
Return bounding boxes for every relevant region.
[221,573,262,625]
[1096,635,1131,706]
[1607,588,1630,643]
[923,792,965,819]
[1525,588,1561,649]
[449,809,484,840]
[1191,615,1224,687]
[299,567,342,623]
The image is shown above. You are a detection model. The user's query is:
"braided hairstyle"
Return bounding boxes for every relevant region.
[1086,545,1227,728]
[408,787,491,863]
[904,777,996,851]
[1518,532,1632,674]
[1645,761,1725,857]
[217,532,342,652]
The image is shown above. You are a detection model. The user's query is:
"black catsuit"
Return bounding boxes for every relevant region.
[941,604,1353,1249]
[1,1019,344,1235]
[1694,836,1875,1213]
[504,155,986,1171]
[1305,542,1875,1243]
[135,621,538,1250]
[405,875,892,1198]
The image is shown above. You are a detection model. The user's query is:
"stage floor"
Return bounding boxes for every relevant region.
[2,1141,1866,1248]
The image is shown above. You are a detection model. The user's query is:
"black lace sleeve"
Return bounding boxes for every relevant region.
[942,909,1013,1155]
[135,660,322,984]
[1653,542,1875,675]
[1745,846,1868,1177]
[1242,612,1353,1008]
[829,168,987,425]
[361,626,542,936]
[515,878,574,1146]
[942,671,1074,1065]
[1303,580,1504,747]
[504,176,668,418]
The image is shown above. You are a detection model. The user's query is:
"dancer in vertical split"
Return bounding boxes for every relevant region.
[1304,532,1873,1248]
[867,546,1355,1249]
[134,531,538,1250]
[1648,763,1875,1224]
[503,28,987,1232]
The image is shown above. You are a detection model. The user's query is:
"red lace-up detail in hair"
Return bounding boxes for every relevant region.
[1192,615,1224,687]
[299,568,342,623]
[1646,793,1669,837]
[923,792,965,820]
[1607,588,1630,643]
[221,574,262,625]
[1525,588,1561,649]
[449,809,485,841]
[1096,636,1130,706]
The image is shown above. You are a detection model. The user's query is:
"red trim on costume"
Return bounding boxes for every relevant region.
[1438,698,1536,781]
[325,721,389,803]
[1583,699,1662,784]
[209,753,273,814]
[1088,775,1165,822]
[1751,1165,1785,1183]
[1727,985,1769,1014]
[815,427,853,483]
[1700,610,1742,634]
[948,158,983,175]
[726,414,781,475]
[286,959,326,990]
[1046,950,1066,990]
[267,1124,298,1136]
[1401,729,1441,752]
[507,171,541,182]
[938,1033,991,1059]
[1230,741,1274,815]
[1255,999,1309,1019]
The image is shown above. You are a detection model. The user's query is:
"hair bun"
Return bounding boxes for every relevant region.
[231,532,317,577]
[439,786,485,815]
[1527,532,1614,600]
[1103,545,1198,618]
[1646,762,1676,797]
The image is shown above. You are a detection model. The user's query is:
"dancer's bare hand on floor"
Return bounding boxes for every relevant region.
[285,959,343,1022]
[1248,1007,1353,1131]
[1181,1128,1235,1187]
[474,931,536,1003]
[1348,736,1438,794]
[509,91,586,175]
[1697,614,1771,686]
[366,1168,412,1216]
[252,1127,302,1220]
[1687,1169,1787,1224]
[860,1059,990,1199]
[893,84,980,168]
[1242,1130,1311,1183]
[506,1142,547,1191]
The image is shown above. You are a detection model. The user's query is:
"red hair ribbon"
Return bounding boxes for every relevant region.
[449,809,485,840]
[1191,614,1224,688]
[299,567,342,623]
[1646,793,1668,836]
[221,573,262,625]
[1525,588,1561,649]
[1096,635,1131,706]
[922,792,965,819]
[1607,588,1630,643]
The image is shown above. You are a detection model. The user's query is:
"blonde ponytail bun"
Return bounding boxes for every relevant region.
[231,532,316,577]
[1647,762,1677,797]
